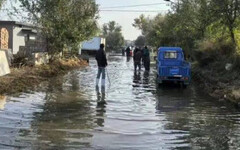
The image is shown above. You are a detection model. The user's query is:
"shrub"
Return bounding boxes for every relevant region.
[193,39,235,67]
[233,54,240,71]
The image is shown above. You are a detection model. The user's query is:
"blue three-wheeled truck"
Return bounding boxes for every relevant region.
[156,47,191,87]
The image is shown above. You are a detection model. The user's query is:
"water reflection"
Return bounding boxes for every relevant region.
[143,71,150,88]
[1,57,240,149]
[96,85,106,104]
[132,71,151,89]
[155,85,240,149]
[29,73,94,149]
[68,71,80,91]
[133,71,141,87]
[95,86,106,127]
[0,95,6,110]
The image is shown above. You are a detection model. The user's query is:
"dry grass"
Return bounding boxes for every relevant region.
[193,60,240,104]
[0,58,88,95]
[194,39,235,67]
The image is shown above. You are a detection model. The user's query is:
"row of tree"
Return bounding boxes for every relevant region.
[103,21,124,51]
[1,0,125,57]
[133,0,240,60]
[17,0,99,56]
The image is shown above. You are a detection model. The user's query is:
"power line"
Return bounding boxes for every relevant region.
[99,9,167,13]
[100,3,167,9]
[1,8,168,13]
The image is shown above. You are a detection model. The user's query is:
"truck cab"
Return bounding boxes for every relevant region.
[156,47,191,86]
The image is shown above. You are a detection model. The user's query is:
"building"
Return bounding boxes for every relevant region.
[0,20,38,55]
[79,36,106,55]
[0,21,48,65]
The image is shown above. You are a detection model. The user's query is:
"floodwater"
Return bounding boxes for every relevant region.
[0,56,240,150]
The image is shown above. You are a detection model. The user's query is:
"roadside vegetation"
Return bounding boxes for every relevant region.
[133,0,240,104]
[0,0,98,95]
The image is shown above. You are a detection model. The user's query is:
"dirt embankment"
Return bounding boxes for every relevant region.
[192,64,240,106]
[0,58,88,95]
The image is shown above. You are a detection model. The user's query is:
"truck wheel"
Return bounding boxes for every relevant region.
[157,82,162,88]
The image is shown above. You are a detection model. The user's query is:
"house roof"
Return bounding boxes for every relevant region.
[0,20,36,28]
[21,28,38,34]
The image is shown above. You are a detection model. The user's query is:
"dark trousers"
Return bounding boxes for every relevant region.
[144,58,150,71]
[134,62,141,71]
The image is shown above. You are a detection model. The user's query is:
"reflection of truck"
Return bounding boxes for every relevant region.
[79,37,106,55]
[156,47,191,87]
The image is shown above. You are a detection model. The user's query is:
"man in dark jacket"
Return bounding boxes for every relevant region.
[143,46,150,71]
[126,46,131,57]
[95,44,108,86]
[133,48,142,71]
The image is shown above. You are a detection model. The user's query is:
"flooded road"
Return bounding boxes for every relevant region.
[1,56,240,149]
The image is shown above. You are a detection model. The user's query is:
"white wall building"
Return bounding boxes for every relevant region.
[0,21,38,55]
[80,37,106,55]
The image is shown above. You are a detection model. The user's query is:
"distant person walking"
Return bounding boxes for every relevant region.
[143,46,150,71]
[133,47,142,71]
[95,44,108,87]
[126,46,131,57]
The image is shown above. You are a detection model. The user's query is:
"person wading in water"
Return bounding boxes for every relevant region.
[133,47,142,72]
[143,46,150,71]
[95,44,108,87]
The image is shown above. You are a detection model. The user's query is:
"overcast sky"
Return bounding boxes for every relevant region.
[0,0,171,41]
[96,0,170,40]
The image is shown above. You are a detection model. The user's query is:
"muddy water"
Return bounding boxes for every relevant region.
[0,56,240,150]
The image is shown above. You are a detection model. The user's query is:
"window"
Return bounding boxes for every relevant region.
[164,51,178,59]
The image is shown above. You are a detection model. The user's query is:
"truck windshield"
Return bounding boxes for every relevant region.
[164,51,178,59]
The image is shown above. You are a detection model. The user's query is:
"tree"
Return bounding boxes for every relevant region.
[102,21,124,51]
[210,0,240,45]
[133,0,217,56]
[135,35,146,47]
[133,14,152,36]
[18,0,99,56]
[133,14,165,47]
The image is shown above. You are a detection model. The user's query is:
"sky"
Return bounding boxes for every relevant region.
[0,0,171,41]
[96,0,171,40]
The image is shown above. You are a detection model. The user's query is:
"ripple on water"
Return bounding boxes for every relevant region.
[1,57,240,149]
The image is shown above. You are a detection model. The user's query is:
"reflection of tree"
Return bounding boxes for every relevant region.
[29,71,94,149]
[0,95,7,110]
[68,71,80,91]
[155,85,240,149]
[46,75,65,93]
